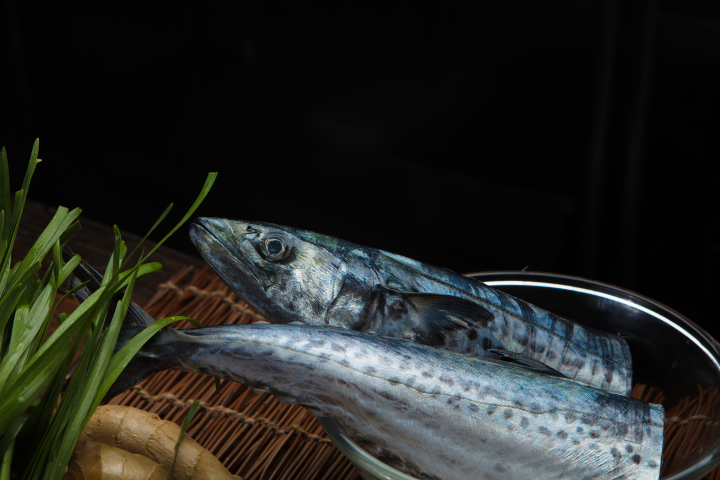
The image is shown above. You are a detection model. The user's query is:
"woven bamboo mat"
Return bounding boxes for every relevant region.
[100,266,720,480]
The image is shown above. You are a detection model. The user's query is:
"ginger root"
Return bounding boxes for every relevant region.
[74,405,241,480]
[63,437,168,480]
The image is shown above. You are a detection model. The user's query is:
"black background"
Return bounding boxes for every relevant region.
[2,2,719,338]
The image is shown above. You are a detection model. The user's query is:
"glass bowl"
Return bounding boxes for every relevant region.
[319,271,720,480]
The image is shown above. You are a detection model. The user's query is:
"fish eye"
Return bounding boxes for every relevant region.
[262,237,291,260]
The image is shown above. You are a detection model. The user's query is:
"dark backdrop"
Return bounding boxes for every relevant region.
[2,2,719,338]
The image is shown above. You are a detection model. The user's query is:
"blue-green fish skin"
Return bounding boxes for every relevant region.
[136,323,662,480]
[189,218,633,395]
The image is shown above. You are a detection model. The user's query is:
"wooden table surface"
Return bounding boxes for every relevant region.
[15,199,206,305]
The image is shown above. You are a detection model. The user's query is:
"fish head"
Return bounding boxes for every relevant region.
[190,218,358,325]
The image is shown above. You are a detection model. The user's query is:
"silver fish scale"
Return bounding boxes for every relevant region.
[372,251,633,395]
[167,324,662,480]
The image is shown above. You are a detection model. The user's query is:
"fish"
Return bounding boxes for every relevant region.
[188,218,633,395]
[96,309,663,480]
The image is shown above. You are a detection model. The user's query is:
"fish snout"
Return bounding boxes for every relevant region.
[191,217,227,233]
[190,217,235,243]
[189,217,227,250]
[188,223,202,248]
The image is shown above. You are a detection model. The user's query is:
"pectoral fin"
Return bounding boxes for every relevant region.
[362,287,494,347]
[486,348,568,378]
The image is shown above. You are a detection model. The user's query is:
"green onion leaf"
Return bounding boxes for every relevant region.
[169,399,200,480]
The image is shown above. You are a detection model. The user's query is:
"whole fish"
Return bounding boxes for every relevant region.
[189,218,633,395]
[105,320,663,480]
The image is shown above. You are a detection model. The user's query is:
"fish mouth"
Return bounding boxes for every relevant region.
[189,218,263,288]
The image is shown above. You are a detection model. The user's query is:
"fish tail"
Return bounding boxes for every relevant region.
[64,250,174,401]
[101,331,174,401]
[99,351,155,401]
[64,249,157,333]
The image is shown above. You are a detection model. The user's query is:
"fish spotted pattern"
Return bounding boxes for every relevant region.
[130,323,662,480]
